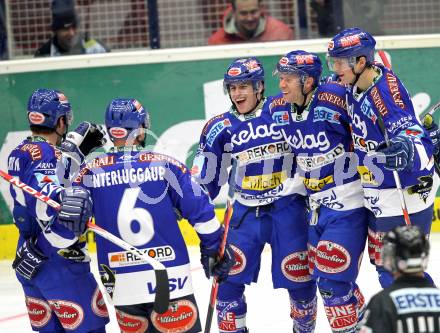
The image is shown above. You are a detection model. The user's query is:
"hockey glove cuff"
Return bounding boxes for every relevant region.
[61,122,106,163]
[12,238,47,280]
[375,135,415,172]
[58,186,93,237]
[200,243,234,283]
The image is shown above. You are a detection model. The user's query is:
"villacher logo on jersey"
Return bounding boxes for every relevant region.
[108,245,176,268]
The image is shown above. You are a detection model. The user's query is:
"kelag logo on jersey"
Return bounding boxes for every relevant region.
[108,245,175,268]
[230,122,283,147]
[206,119,231,147]
[272,111,289,125]
[313,107,340,124]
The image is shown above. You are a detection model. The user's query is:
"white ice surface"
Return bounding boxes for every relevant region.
[1,234,440,333]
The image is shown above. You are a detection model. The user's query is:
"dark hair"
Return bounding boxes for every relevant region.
[230,0,262,11]
[51,0,78,31]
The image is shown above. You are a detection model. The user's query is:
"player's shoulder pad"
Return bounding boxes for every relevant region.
[266,93,289,114]
[137,151,188,174]
[373,66,408,111]
[201,112,231,136]
[315,83,348,111]
[18,140,61,162]
[200,112,232,148]
[73,153,117,183]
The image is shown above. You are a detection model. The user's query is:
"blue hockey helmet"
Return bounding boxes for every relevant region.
[274,50,322,86]
[27,88,73,129]
[105,98,150,140]
[223,57,265,92]
[327,27,376,70]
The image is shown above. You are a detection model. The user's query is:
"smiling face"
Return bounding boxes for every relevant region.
[277,73,304,104]
[233,0,262,37]
[228,81,262,114]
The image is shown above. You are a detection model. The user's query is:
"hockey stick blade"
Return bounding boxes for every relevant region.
[0,169,170,313]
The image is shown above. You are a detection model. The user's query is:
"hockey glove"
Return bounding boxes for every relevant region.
[61,122,106,163]
[200,242,234,283]
[58,186,93,237]
[12,238,47,280]
[423,114,440,173]
[375,135,414,172]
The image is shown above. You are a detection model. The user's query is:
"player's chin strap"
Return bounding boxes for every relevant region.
[294,81,314,114]
[350,62,368,87]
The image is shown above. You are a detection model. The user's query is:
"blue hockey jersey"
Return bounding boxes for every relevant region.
[74,146,221,305]
[7,136,81,256]
[192,97,305,207]
[275,82,364,211]
[347,63,437,217]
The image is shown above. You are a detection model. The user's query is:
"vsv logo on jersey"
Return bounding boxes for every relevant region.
[206,119,231,147]
[231,122,283,147]
[147,276,189,293]
[284,130,330,152]
[313,107,340,124]
[272,111,289,125]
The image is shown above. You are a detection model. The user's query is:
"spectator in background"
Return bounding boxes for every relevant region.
[310,0,338,37]
[208,0,294,45]
[35,0,108,57]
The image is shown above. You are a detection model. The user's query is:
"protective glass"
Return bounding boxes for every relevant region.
[223,81,258,95]
[326,55,357,71]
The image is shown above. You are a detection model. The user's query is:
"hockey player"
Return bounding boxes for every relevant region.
[7,88,109,332]
[327,27,437,288]
[360,225,439,333]
[273,50,368,333]
[192,57,317,333]
[73,98,234,333]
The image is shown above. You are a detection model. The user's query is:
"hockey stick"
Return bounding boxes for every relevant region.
[204,160,237,333]
[377,50,411,225]
[0,169,170,313]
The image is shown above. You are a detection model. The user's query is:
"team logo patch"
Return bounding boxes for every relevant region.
[229,244,246,275]
[91,287,108,317]
[109,245,176,268]
[241,171,287,191]
[109,127,128,139]
[272,111,289,125]
[48,300,84,330]
[327,41,334,51]
[315,241,351,274]
[340,34,361,47]
[281,251,311,282]
[151,299,198,333]
[325,303,357,331]
[25,296,52,328]
[357,166,378,185]
[228,67,241,76]
[28,111,45,125]
[206,119,231,147]
[295,55,315,65]
[116,310,149,333]
[279,57,289,66]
